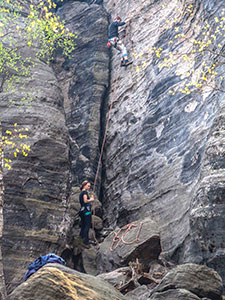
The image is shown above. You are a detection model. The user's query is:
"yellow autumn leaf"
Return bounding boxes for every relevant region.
[4,163,11,170]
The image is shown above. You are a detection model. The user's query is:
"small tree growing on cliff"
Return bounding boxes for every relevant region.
[135,4,225,97]
[0,0,76,97]
[155,5,225,96]
[0,0,76,298]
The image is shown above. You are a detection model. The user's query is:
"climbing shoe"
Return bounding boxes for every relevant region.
[120,60,126,67]
[123,59,133,66]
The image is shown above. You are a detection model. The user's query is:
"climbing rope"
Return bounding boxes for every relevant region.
[110,221,143,251]
[90,57,122,245]
[91,16,131,240]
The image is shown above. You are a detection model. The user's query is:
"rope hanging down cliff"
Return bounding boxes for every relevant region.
[91,18,131,238]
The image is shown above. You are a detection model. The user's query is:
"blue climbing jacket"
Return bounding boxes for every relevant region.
[24,253,65,281]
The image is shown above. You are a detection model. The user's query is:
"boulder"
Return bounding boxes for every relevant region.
[8,263,128,300]
[97,267,131,288]
[150,288,201,300]
[96,217,161,273]
[125,285,151,300]
[150,263,223,300]
[82,246,98,275]
[92,215,103,231]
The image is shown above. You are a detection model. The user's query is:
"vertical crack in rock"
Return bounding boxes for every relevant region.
[55,2,109,192]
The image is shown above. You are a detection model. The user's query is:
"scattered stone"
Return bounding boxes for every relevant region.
[92,215,103,231]
[148,260,166,283]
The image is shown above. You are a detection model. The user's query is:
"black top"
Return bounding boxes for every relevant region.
[79,190,91,211]
[108,21,126,39]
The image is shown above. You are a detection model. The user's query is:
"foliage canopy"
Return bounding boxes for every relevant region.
[0,0,77,168]
[0,0,76,93]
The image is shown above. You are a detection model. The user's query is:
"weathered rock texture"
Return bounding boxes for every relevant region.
[1,52,71,292]
[54,1,109,190]
[97,217,161,273]
[102,0,225,283]
[149,263,223,300]
[8,263,128,300]
[183,101,225,277]
[1,0,109,293]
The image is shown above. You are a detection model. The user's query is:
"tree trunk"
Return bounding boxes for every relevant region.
[0,122,7,300]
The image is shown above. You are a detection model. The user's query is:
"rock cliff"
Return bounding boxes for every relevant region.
[1,0,225,298]
[102,0,225,277]
[1,49,71,292]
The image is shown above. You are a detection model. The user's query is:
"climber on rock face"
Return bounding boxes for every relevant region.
[79,180,94,248]
[108,16,133,67]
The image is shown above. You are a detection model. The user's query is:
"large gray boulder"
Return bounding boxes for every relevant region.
[125,285,151,300]
[150,263,223,300]
[97,217,161,273]
[97,267,131,288]
[8,263,128,300]
[150,288,201,300]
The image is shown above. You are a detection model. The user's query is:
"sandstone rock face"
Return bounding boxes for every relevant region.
[54,1,109,191]
[102,0,225,282]
[51,0,108,253]
[1,0,108,293]
[149,263,223,300]
[1,53,71,292]
[8,263,128,300]
[182,101,225,275]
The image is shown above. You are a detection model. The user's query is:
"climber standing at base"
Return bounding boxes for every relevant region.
[79,180,94,248]
[107,16,133,67]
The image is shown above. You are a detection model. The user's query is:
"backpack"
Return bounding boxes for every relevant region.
[24,253,65,281]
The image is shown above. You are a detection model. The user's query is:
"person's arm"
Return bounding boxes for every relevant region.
[83,194,94,203]
[117,21,126,26]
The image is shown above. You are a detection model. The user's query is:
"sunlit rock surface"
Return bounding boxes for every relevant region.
[8,263,128,300]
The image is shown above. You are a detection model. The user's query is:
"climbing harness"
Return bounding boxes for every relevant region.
[110,221,143,251]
